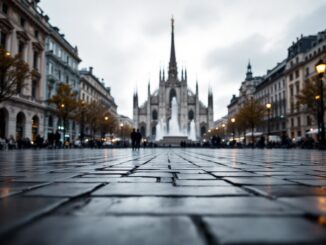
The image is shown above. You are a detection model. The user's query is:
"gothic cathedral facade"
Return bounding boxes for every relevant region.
[133,19,214,140]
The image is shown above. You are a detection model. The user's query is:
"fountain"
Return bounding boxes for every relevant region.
[168,97,181,136]
[189,120,196,141]
[155,97,197,146]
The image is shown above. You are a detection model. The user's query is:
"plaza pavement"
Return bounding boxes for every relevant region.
[0,148,326,245]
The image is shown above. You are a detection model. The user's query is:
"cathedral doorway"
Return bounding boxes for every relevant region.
[140,126,146,138]
[0,108,9,138]
[201,126,207,137]
[169,89,176,106]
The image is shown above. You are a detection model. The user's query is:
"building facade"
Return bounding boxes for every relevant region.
[79,67,117,138]
[44,24,81,141]
[226,29,326,141]
[79,67,117,116]
[285,32,326,140]
[0,0,48,142]
[254,60,287,136]
[227,63,263,120]
[133,19,214,140]
[0,0,119,144]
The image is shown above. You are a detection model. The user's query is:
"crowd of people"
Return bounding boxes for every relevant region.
[0,130,322,150]
[130,128,142,151]
[0,131,66,150]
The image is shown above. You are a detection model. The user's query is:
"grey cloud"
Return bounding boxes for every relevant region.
[206,34,284,83]
[283,4,326,43]
[40,0,326,119]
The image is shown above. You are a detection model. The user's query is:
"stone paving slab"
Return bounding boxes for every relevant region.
[0,182,47,193]
[129,172,174,178]
[176,173,216,180]
[61,196,302,216]
[24,183,101,197]
[0,148,326,245]
[204,216,326,244]
[4,216,204,245]
[0,196,67,235]
[92,183,248,196]
[247,185,326,197]
[223,176,296,185]
[175,179,232,186]
[290,179,326,187]
[279,197,326,215]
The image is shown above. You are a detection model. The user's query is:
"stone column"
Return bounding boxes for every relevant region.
[25,115,32,140]
[8,110,17,139]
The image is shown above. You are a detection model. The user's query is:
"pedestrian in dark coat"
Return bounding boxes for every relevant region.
[130,128,137,151]
[135,129,142,150]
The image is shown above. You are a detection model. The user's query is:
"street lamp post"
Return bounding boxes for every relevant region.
[222,124,226,141]
[103,116,109,139]
[60,103,66,143]
[231,118,236,141]
[315,95,321,142]
[120,123,124,146]
[315,59,326,148]
[80,101,85,142]
[266,103,272,143]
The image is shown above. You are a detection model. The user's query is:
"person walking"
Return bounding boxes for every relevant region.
[55,131,61,148]
[130,128,137,151]
[135,129,142,151]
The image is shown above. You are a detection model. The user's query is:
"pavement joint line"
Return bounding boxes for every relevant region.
[304,213,326,228]
[0,183,107,239]
[0,197,69,240]
[191,215,220,245]
[0,182,55,199]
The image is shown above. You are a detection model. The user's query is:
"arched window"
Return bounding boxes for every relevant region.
[188,110,194,121]
[169,89,176,106]
[140,126,146,137]
[152,110,158,120]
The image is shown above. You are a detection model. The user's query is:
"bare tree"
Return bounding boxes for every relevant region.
[48,84,78,141]
[0,48,30,103]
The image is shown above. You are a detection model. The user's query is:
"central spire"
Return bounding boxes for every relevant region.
[168,16,178,80]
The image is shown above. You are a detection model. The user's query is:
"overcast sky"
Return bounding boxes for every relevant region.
[40,0,326,120]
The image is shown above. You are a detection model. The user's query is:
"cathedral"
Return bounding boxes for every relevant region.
[133,18,214,141]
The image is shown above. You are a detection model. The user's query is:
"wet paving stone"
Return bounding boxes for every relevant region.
[0,148,326,244]
[24,183,101,197]
[289,179,326,187]
[279,197,326,215]
[92,183,248,196]
[223,176,296,185]
[0,196,67,235]
[204,216,326,244]
[4,216,204,245]
[175,179,231,186]
[211,172,263,177]
[247,185,326,197]
[129,172,174,178]
[176,173,216,180]
[0,182,48,198]
[61,196,302,216]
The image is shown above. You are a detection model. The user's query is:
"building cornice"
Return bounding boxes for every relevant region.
[11,0,49,34]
